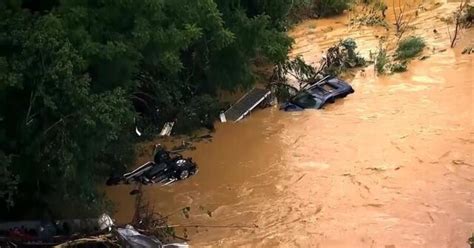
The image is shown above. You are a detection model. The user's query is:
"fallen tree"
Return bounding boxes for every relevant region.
[270,39,365,102]
[272,38,366,86]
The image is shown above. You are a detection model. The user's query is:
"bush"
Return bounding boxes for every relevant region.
[390,62,407,73]
[174,95,220,134]
[341,38,366,67]
[395,36,426,60]
[313,0,352,17]
[462,4,474,26]
[350,0,388,27]
[288,0,351,22]
[375,48,389,74]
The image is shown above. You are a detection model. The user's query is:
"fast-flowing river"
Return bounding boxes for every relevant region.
[107,1,473,247]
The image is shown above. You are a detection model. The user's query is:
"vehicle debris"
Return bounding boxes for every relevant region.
[280,76,354,111]
[223,88,272,122]
[160,122,175,136]
[106,144,198,187]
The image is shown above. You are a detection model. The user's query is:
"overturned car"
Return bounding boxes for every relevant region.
[106,145,198,186]
[280,76,354,111]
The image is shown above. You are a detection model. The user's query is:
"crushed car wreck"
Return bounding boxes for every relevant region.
[106,145,198,187]
[280,76,354,111]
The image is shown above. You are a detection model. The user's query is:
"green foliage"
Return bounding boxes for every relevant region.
[462,4,474,26]
[288,0,351,22]
[390,62,407,73]
[340,38,366,67]
[350,0,388,28]
[312,0,352,17]
[373,47,408,74]
[322,38,366,76]
[273,38,364,96]
[0,8,135,218]
[273,56,319,84]
[0,152,18,209]
[395,36,426,60]
[375,48,389,74]
[0,0,293,219]
[360,0,387,11]
[174,95,220,134]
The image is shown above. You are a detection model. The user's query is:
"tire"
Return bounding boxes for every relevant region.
[328,97,335,103]
[178,170,190,180]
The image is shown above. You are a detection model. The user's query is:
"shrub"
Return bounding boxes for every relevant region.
[341,38,366,67]
[350,0,388,27]
[288,0,351,22]
[461,4,474,26]
[174,95,220,134]
[391,62,407,73]
[395,36,426,60]
[313,0,352,17]
[375,48,389,74]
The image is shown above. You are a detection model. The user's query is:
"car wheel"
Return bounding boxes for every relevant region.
[328,97,335,103]
[178,170,190,180]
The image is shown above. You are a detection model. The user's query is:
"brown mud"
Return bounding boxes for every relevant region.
[106,1,473,247]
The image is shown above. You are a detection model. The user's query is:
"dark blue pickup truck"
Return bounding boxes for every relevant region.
[280,77,354,111]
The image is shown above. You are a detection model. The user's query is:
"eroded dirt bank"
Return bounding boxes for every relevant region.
[106,1,473,247]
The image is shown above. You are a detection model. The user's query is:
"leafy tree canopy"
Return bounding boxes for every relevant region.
[0,0,292,219]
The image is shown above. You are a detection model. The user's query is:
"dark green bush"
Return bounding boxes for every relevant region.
[395,36,426,60]
[174,95,220,134]
[391,62,407,73]
[288,0,352,22]
[375,48,389,74]
[462,5,474,26]
[313,0,352,17]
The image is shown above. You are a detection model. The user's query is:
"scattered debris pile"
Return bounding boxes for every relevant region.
[0,186,188,248]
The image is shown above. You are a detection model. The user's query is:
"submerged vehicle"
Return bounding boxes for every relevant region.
[106,145,198,186]
[280,76,354,111]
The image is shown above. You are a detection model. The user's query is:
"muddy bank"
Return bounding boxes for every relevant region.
[106,1,473,247]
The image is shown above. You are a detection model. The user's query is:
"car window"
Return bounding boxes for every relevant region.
[321,83,336,92]
[309,86,328,95]
[292,92,317,108]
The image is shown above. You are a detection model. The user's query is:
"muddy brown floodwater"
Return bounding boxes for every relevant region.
[106,1,473,247]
